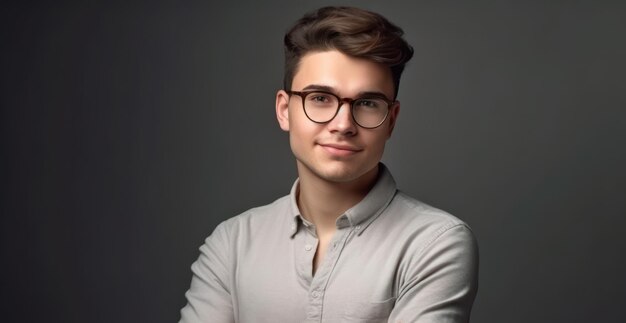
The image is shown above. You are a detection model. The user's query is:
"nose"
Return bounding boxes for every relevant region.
[327,102,357,136]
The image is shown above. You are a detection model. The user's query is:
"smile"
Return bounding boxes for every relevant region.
[318,143,362,157]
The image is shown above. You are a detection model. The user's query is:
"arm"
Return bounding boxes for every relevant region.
[390,224,479,323]
[179,222,235,323]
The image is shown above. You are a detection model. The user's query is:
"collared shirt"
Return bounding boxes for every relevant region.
[180,165,478,323]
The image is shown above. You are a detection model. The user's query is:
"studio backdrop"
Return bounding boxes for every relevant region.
[1,1,625,322]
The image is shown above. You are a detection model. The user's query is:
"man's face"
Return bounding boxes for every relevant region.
[276,50,399,184]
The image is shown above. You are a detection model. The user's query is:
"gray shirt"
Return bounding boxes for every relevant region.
[180,165,478,323]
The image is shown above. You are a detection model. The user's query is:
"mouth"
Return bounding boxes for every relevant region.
[318,143,362,157]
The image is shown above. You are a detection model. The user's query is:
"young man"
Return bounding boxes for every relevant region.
[180,6,478,323]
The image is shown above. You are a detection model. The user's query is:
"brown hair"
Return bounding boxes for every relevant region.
[283,6,414,98]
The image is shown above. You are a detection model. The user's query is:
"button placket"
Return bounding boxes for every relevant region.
[294,229,318,287]
[305,227,354,322]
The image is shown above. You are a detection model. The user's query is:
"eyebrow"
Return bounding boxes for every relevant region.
[301,84,392,100]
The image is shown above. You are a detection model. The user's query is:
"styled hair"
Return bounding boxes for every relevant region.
[283,6,414,98]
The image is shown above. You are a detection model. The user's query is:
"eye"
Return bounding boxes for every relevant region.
[355,98,383,109]
[306,92,336,106]
[311,95,328,102]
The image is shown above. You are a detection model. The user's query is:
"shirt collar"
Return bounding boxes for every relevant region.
[288,163,397,237]
[288,179,302,237]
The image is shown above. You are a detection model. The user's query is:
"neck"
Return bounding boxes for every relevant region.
[296,164,379,233]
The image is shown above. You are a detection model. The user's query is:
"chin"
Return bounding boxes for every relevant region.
[307,161,378,184]
[319,171,361,183]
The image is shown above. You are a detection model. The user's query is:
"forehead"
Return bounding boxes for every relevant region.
[292,50,394,97]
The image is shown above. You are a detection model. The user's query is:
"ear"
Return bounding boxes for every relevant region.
[276,90,291,132]
[386,101,400,138]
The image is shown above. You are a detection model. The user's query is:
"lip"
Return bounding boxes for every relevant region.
[318,143,362,157]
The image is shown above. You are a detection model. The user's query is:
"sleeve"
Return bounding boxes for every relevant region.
[389,223,479,323]
[179,221,235,323]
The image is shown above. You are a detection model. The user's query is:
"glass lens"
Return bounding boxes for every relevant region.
[353,98,388,128]
[304,92,339,122]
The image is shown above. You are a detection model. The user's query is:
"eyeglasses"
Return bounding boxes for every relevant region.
[287,90,395,129]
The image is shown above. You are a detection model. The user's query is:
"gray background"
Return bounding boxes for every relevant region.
[2,0,625,322]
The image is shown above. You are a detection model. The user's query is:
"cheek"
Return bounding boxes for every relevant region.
[368,134,390,155]
[288,117,316,150]
[288,106,308,131]
[289,109,319,137]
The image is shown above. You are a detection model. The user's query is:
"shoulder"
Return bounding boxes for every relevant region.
[378,191,478,287]
[380,190,477,255]
[388,190,470,228]
[380,194,479,320]
[209,194,293,238]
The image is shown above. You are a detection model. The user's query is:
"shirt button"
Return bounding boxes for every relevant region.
[312,291,320,298]
[304,244,312,251]
[355,225,361,230]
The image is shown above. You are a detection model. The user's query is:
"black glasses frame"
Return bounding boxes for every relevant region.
[287,90,395,129]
